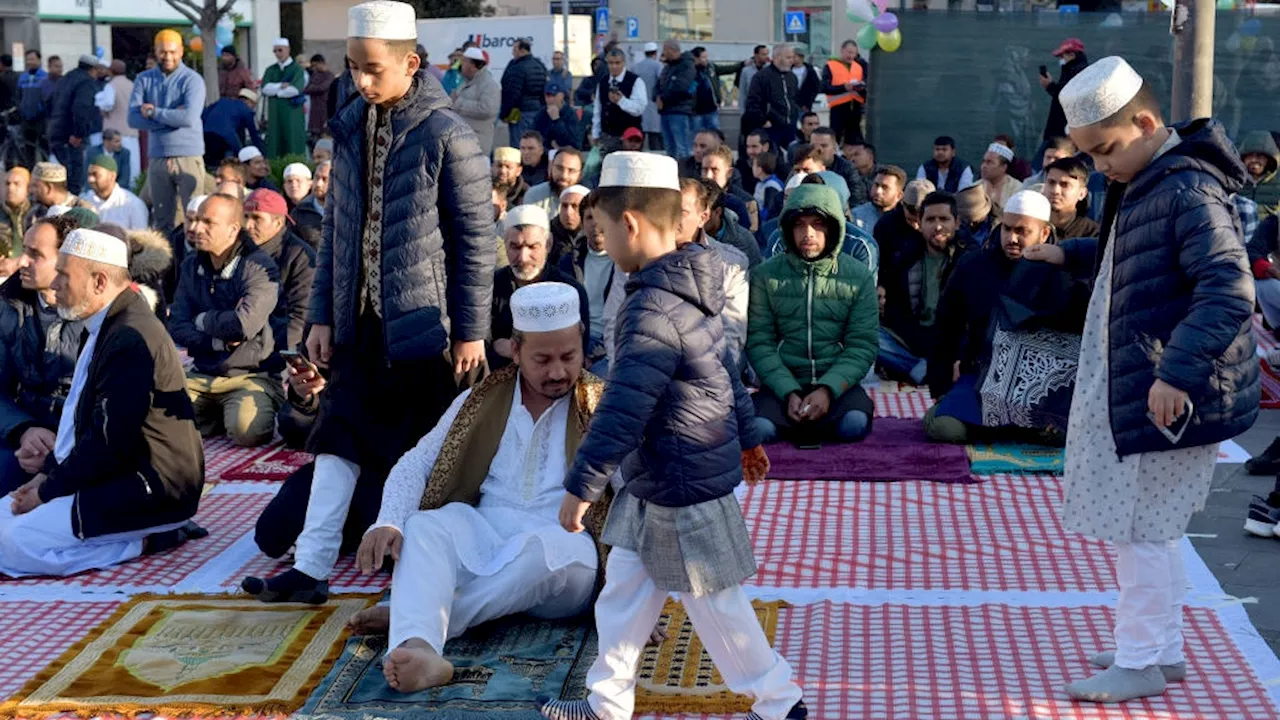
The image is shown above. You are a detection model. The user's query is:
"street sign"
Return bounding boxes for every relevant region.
[595,6,610,33]
[784,11,807,35]
[626,16,639,38]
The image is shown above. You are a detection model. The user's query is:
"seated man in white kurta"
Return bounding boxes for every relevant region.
[350,281,610,694]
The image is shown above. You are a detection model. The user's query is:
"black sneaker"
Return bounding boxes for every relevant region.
[241,568,329,604]
[1245,496,1280,538]
[1244,437,1280,476]
[747,700,808,720]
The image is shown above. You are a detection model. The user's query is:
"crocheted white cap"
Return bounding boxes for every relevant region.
[506,204,550,232]
[1061,56,1144,129]
[986,143,1014,162]
[348,1,418,40]
[511,282,579,333]
[1002,190,1052,222]
[599,152,679,191]
[60,229,128,268]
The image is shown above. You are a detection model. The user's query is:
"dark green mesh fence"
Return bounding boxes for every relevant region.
[865,11,1278,169]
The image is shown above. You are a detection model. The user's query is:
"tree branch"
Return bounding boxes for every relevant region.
[162,0,201,23]
[216,0,237,19]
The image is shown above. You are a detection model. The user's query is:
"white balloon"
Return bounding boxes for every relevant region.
[847,0,875,20]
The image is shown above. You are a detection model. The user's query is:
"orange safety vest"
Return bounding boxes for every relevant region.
[825,59,865,107]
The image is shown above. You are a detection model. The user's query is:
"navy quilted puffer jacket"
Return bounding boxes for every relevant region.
[1063,119,1258,456]
[566,242,761,507]
[309,72,495,360]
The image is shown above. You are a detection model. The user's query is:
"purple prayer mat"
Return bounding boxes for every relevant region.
[765,418,976,483]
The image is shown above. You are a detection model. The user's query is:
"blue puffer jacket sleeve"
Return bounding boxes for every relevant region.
[310,190,335,327]
[439,123,497,344]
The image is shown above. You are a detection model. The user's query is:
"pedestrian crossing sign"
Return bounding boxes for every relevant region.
[785,11,807,34]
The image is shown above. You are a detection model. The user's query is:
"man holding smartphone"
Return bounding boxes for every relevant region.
[1038,38,1089,158]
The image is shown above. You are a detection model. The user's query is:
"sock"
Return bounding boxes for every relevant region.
[1065,665,1166,703]
[1089,651,1186,682]
[537,698,601,720]
[747,699,809,720]
[143,521,209,555]
[241,568,329,604]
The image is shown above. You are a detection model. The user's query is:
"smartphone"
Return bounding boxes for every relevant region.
[1039,64,1048,76]
[796,443,822,451]
[1147,398,1194,444]
[279,350,316,373]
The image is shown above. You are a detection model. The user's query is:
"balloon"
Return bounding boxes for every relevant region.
[856,22,879,50]
[215,43,225,56]
[189,36,203,52]
[1241,18,1262,36]
[215,24,234,46]
[873,0,888,11]
[873,11,898,33]
[192,23,201,35]
[94,45,105,58]
[877,29,901,53]
[846,0,875,21]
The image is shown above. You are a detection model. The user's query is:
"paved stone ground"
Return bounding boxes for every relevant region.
[1189,408,1280,656]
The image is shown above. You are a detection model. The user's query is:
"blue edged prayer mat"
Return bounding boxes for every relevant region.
[298,615,594,719]
[966,442,1065,475]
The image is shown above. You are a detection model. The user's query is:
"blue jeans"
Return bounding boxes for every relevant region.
[51,141,86,196]
[694,112,720,131]
[661,114,694,159]
[753,410,870,444]
[878,328,926,384]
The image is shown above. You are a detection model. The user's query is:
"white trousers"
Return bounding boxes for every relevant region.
[389,510,596,654]
[1114,540,1187,669]
[293,453,360,580]
[1257,279,1280,330]
[586,548,803,720]
[0,495,186,577]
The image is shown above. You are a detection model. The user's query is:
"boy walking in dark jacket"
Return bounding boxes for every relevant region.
[541,152,806,720]
[1027,57,1258,703]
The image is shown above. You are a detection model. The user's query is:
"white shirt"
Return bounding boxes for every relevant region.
[81,184,149,230]
[54,303,110,463]
[591,72,648,140]
[372,376,596,574]
[915,163,975,191]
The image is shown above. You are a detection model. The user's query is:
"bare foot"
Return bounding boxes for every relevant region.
[347,606,390,635]
[383,638,454,692]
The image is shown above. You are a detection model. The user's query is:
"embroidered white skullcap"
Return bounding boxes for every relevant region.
[283,162,312,180]
[60,228,129,268]
[784,172,808,192]
[506,204,550,232]
[986,143,1014,163]
[559,184,589,201]
[348,1,418,40]
[511,282,580,333]
[1061,55,1144,129]
[1002,190,1052,223]
[186,194,209,215]
[494,146,520,164]
[273,37,290,48]
[463,47,486,62]
[238,146,263,162]
[644,42,659,53]
[599,151,679,191]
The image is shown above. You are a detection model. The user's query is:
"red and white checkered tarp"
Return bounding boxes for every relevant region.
[0,600,122,699]
[868,387,933,419]
[204,436,286,482]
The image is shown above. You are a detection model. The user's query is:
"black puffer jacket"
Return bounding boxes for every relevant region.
[742,64,798,136]
[260,226,316,370]
[0,276,85,444]
[1043,53,1088,141]
[170,236,281,376]
[47,63,100,143]
[499,53,547,119]
[1062,120,1258,456]
[311,72,495,359]
[566,242,761,507]
[657,52,697,116]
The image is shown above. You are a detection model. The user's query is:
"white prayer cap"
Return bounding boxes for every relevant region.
[273,37,290,48]
[1061,55,1144,129]
[506,204,550,232]
[283,162,312,180]
[463,47,486,63]
[644,42,659,53]
[986,142,1014,163]
[44,205,71,218]
[186,194,209,215]
[559,184,589,201]
[599,151,679,191]
[348,1,419,41]
[511,282,580,334]
[60,228,129,268]
[785,172,808,192]
[238,146,263,162]
[1002,190,1052,223]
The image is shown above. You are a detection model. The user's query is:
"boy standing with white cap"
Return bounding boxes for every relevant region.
[242,0,494,604]
[1025,56,1258,702]
[544,152,806,720]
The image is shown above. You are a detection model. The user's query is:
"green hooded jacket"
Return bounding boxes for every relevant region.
[747,184,880,401]
[1240,130,1280,218]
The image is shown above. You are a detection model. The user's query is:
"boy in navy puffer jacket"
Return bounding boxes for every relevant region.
[541,152,806,720]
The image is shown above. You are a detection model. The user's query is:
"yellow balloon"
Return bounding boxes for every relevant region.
[877,28,902,52]
[190,35,204,52]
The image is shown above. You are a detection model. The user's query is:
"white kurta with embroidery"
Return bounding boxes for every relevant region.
[1060,131,1218,545]
[371,381,597,577]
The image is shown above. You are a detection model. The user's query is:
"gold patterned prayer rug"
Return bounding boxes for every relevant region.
[0,593,373,718]
[633,598,787,715]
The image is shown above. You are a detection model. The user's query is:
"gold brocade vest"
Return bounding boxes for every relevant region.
[417,364,613,571]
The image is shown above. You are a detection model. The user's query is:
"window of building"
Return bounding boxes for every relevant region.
[659,0,715,41]
[773,2,832,62]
